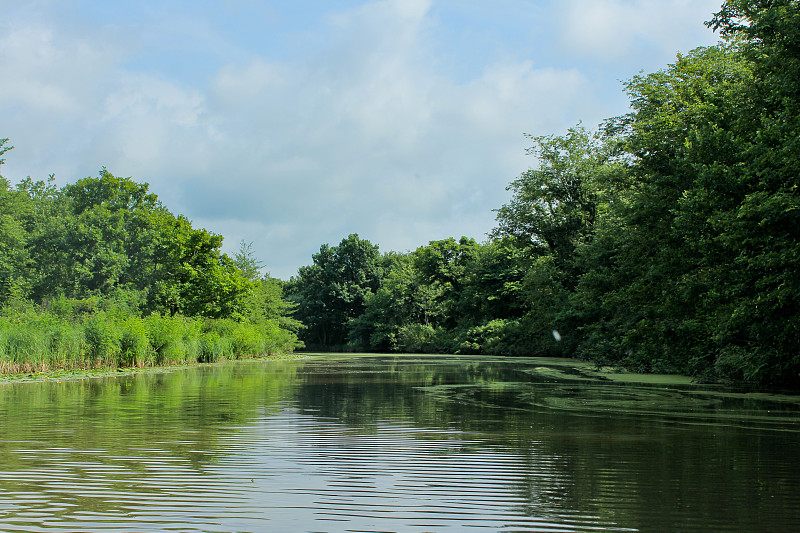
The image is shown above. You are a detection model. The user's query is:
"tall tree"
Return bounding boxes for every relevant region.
[701,0,800,385]
[493,127,619,267]
[286,234,381,347]
[233,240,264,282]
[571,43,755,373]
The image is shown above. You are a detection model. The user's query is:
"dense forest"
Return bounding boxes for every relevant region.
[0,155,302,372]
[285,1,800,389]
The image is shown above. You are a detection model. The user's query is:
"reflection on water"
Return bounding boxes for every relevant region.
[0,355,798,532]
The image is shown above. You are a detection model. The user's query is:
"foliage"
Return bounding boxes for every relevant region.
[0,298,299,373]
[286,1,800,389]
[285,234,381,347]
[0,160,301,372]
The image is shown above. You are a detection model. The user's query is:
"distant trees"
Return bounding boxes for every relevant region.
[286,234,381,347]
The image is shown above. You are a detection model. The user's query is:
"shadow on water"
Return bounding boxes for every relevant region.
[292,354,800,532]
[0,354,798,531]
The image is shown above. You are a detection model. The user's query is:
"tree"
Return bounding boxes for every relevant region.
[286,234,381,347]
[701,0,800,386]
[492,127,622,267]
[0,142,52,305]
[410,237,479,329]
[231,240,302,332]
[233,240,264,282]
[569,43,755,374]
[0,139,11,171]
[0,179,31,305]
[149,214,252,318]
[20,170,252,319]
[29,170,163,302]
[568,3,800,386]
[348,253,417,351]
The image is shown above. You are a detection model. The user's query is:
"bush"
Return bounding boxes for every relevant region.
[395,323,457,354]
[231,322,265,358]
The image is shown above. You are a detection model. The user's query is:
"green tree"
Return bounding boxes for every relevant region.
[489,126,626,357]
[455,238,528,325]
[347,253,417,351]
[21,170,252,320]
[569,1,800,386]
[570,43,755,374]
[701,0,800,385]
[233,240,264,282]
[492,126,621,271]
[0,142,47,305]
[231,240,303,333]
[0,179,31,304]
[286,234,381,347]
[29,170,163,302]
[411,237,479,329]
[149,214,251,318]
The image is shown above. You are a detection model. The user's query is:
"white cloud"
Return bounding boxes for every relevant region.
[555,0,723,64]
[0,0,724,278]
[95,74,205,174]
[184,1,595,276]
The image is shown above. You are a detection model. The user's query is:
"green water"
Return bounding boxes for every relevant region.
[0,354,798,532]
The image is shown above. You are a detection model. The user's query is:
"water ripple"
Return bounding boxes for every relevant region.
[1,356,799,531]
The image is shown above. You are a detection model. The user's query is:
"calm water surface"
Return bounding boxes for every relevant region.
[0,354,798,532]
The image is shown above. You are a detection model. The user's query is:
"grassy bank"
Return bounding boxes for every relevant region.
[0,300,301,375]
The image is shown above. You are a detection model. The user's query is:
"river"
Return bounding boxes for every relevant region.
[0,354,798,532]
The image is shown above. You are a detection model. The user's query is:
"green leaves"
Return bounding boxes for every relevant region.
[286,234,381,347]
[493,126,620,273]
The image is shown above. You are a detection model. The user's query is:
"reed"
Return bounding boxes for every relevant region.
[0,325,49,373]
[118,317,150,367]
[46,322,87,369]
[0,303,298,375]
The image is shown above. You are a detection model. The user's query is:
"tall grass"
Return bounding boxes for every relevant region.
[0,300,301,374]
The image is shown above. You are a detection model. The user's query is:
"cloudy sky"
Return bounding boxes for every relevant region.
[1,0,724,279]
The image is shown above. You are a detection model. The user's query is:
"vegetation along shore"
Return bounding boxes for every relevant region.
[0,161,303,375]
[2,1,799,390]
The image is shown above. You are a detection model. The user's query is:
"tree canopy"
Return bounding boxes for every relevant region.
[0,164,302,370]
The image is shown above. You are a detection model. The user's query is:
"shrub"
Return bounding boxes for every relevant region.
[395,324,456,354]
[231,322,264,358]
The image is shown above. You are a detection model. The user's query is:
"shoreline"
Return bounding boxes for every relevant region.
[0,352,307,385]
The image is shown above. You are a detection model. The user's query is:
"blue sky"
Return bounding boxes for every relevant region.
[1,0,723,279]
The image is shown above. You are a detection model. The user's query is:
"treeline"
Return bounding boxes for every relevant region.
[0,157,302,373]
[286,1,800,389]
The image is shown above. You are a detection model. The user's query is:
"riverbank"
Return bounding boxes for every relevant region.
[0,352,307,384]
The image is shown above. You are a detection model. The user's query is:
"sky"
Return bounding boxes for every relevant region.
[0,0,725,279]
